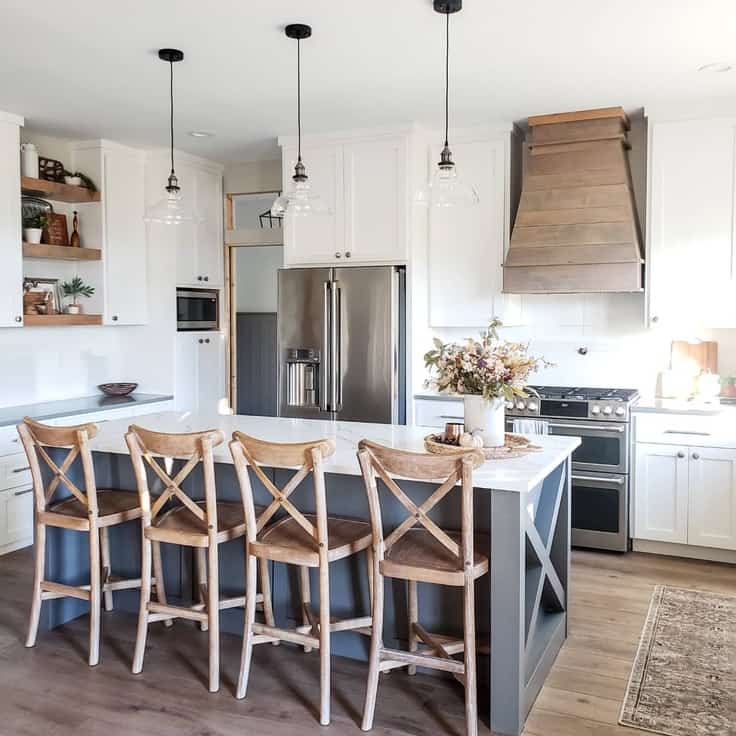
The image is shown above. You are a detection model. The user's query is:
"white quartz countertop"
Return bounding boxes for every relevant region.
[90,411,580,494]
[634,397,736,416]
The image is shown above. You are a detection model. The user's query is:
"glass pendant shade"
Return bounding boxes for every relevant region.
[271,176,329,218]
[415,162,479,208]
[144,184,199,224]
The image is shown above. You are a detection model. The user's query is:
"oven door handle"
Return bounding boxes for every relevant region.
[547,422,625,434]
[571,474,626,485]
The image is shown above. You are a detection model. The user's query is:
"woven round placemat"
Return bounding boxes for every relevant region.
[424,432,543,460]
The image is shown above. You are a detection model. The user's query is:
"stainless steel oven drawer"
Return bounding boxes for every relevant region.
[570,471,628,552]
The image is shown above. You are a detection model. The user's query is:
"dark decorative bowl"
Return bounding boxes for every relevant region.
[98,382,138,397]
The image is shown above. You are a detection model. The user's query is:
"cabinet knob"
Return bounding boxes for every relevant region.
[199,338,204,344]
[112,315,118,322]
[335,252,342,259]
[651,316,659,324]
[345,251,352,259]
[677,451,685,458]
[197,275,203,281]
[14,315,22,323]
[205,338,210,344]
[203,276,209,281]
[692,452,700,460]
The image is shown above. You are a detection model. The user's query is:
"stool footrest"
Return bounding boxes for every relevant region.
[252,622,319,648]
[40,581,91,601]
[148,601,208,623]
[379,647,465,675]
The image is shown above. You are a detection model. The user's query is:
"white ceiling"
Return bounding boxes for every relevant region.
[2,0,735,162]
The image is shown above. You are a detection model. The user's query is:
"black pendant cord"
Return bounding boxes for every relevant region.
[444,8,450,149]
[169,58,175,177]
[297,37,302,164]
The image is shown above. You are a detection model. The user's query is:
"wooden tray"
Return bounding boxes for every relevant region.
[425,432,543,460]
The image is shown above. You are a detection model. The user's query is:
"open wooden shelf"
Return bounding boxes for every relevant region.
[21,176,101,203]
[23,313,103,327]
[22,242,102,261]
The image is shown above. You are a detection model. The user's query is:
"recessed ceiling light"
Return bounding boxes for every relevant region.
[189,130,214,138]
[698,62,732,73]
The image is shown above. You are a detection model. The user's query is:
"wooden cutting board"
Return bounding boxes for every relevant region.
[671,340,718,375]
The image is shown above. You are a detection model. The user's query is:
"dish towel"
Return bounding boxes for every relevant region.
[512,419,550,435]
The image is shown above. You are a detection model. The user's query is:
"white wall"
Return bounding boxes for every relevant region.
[0,132,181,406]
[234,245,282,313]
[224,160,281,195]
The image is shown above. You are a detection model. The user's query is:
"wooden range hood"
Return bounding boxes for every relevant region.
[504,107,644,294]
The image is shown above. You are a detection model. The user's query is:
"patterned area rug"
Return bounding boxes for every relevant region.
[620,585,736,736]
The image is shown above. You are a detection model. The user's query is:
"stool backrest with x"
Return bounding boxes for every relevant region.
[17,417,100,517]
[125,425,225,535]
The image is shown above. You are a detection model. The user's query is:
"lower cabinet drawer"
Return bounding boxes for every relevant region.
[0,452,31,491]
[0,485,34,551]
[415,398,464,428]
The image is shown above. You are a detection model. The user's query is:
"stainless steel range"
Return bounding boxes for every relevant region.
[506,386,640,552]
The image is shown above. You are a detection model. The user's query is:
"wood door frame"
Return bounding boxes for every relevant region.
[223,191,284,414]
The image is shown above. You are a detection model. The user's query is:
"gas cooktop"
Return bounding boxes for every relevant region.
[507,385,640,422]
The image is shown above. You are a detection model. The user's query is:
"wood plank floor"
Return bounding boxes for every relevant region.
[0,547,734,736]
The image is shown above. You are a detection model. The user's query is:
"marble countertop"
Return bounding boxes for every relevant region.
[633,397,736,416]
[0,393,174,428]
[90,411,580,494]
[414,392,464,402]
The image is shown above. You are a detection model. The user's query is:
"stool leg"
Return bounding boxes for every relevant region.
[463,578,478,736]
[132,535,152,674]
[152,541,173,628]
[88,523,102,667]
[318,557,331,726]
[100,527,113,612]
[298,566,312,653]
[259,557,277,646]
[361,550,383,732]
[207,543,220,693]
[236,552,258,700]
[196,548,208,632]
[407,580,418,676]
[25,521,46,648]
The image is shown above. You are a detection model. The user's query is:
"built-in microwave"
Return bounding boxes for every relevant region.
[176,288,219,331]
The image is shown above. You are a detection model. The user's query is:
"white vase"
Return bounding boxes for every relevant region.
[463,395,506,448]
[23,227,42,244]
[20,143,39,178]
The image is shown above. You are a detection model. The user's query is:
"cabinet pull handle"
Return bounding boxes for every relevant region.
[12,466,31,473]
[665,430,711,436]
[439,415,464,421]
[14,488,32,497]
[677,451,685,458]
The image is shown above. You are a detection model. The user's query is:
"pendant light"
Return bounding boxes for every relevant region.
[271,24,328,218]
[145,48,198,224]
[416,0,479,208]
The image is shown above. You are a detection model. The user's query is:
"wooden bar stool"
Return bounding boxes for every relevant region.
[229,432,373,726]
[357,440,487,736]
[17,417,153,667]
[126,424,268,693]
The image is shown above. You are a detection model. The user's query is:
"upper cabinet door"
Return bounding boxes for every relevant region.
[0,119,23,327]
[343,137,408,263]
[688,446,736,551]
[282,144,343,266]
[194,167,223,287]
[633,442,689,544]
[103,147,147,325]
[428,136,521,327]
[647,119,736,328]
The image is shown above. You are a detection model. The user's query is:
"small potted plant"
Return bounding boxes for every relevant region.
[23,213,48,244]
[61,276,95,315]
[63,170,97,191]
[722,375,736,398]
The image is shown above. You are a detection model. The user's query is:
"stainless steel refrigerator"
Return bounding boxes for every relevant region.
[277,266,406,424]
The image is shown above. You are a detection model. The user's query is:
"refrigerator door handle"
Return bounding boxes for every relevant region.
[331,280,342,412]
[321,281,331,412]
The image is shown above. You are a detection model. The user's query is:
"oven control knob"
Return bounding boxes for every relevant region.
[591,406,601,415]
[515,400,526,410]
[615,407,625,417]
[602,406,613,416]
[526,401,538,412]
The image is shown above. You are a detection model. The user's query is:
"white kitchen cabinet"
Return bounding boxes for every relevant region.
[193,166,224,287]
[175,332,226,413]
[102,146,147,324]
[647,117,736,328]
[0,452,34,555]
[687,446,736,550]
[414,397,464,427]
[280,134,409,266]
[634,442,689,544]
[0,112,24,327]
[428,135,522,327]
